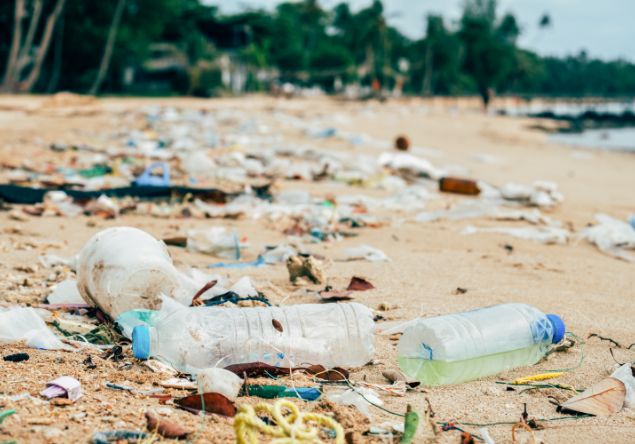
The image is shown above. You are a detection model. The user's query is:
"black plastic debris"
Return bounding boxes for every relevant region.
[3,353,30,362]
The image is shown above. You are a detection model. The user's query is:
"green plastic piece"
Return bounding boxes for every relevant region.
[401,405,420,444]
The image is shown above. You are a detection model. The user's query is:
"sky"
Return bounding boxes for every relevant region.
[206,0,635,62]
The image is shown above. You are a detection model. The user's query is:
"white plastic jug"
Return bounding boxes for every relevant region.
[77,227,191,319]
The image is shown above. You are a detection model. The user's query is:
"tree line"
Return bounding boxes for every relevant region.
[1,0,634,101]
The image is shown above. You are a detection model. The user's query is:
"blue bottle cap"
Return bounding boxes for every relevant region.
[547,314,565,344]
[132,325,151,359]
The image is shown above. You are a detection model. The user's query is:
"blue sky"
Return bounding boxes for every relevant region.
[205,0,635,61]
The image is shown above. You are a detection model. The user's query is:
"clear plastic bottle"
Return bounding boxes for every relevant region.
[132,303,376,373]
[398,303,565,386]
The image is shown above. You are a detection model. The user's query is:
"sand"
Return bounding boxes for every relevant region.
[0,94,635,443]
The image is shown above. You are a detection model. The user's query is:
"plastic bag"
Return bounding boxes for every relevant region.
[0,308,70,350]
[345,244,392,262]
[47,279,86,304]
[186,227,248,260]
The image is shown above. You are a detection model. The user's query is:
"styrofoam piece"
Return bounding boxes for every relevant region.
[47,280,85,304]
[197,368,243,401]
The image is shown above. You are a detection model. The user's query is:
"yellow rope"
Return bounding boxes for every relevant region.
[512,371,565,384]
[234,399,344,444]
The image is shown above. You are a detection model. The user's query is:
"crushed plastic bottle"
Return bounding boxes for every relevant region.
[132,303,375,373]
[398,303,565,386]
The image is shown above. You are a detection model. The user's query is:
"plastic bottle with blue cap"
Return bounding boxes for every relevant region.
[131,303,376,374]
[397,303,565,386]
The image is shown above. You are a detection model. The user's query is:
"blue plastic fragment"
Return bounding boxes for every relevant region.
[135,161,171,187]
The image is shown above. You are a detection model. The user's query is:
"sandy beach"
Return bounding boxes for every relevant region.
[1,95,635,443]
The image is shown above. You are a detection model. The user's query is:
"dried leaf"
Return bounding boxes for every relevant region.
[175,393,236,417]
[346,277,375,292]
[145,411,190,438]
[320,290,354,300]
[192,280,218,305]
[560,377,625,416]
[272,319,283,332]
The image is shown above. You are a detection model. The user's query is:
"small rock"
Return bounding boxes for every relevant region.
[287,255,326,285]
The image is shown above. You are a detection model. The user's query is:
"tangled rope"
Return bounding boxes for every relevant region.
[234,399,344,444]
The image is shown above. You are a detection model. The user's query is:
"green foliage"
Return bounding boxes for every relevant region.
[458,0,517,101]
[1,0,634,97]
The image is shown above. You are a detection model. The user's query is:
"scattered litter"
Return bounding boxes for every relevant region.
[480,428,496,444]
[611,364,635,408]
[499,181,564,207]
[143,359,178,376]
[327,387,382,417]
[395,135,410,151]
[398,303,565,385]
[246,386,322,401]
[39,253,79,270]
[132,303,375,372]
[439,177,481,195]
[208,259,267,269]
[0,307,70,350]
[377,318,423,336]
[47,280,85,304]
[224,362,349,381]
[470,153,505,164]
[3,353,29,362]
[89,430,147,444]
[402,404,420,444]
[579,213,635,261]
[345,245,392,262]
[198,368,243,402]
[187,227,247,259]
[461,225,570,244]
[319,289,354,301]
[161,379,197,390]
[40,376,83,402]
[382,369,420,388]
[234,399,343,444]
